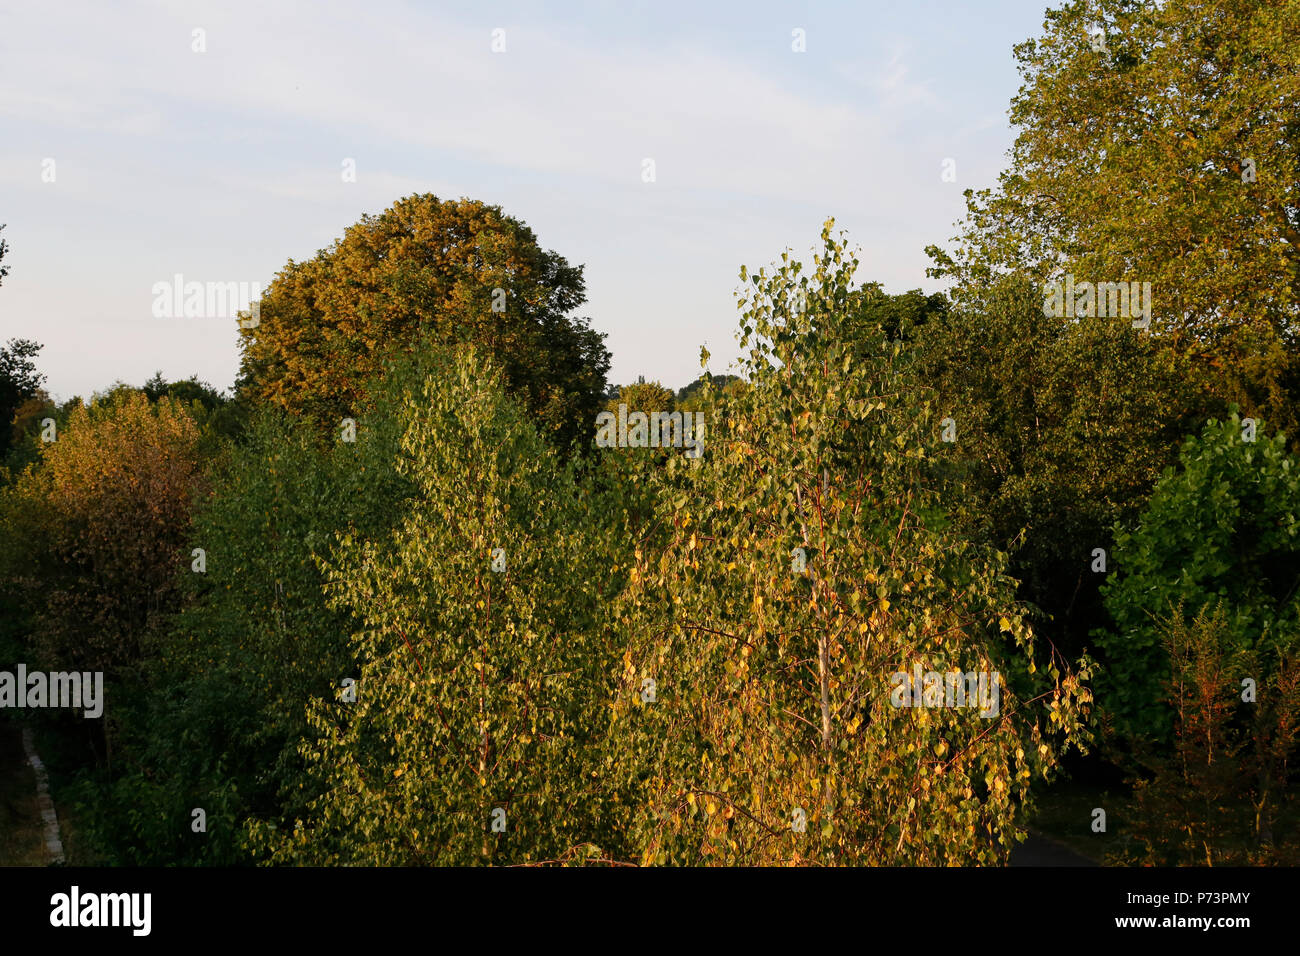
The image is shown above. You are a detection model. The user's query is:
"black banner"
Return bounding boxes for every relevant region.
[0,864,1278,943]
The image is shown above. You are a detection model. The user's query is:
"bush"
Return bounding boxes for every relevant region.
[1097,411,1300,741]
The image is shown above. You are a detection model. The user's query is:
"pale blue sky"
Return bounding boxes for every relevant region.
[0,0,1055,400]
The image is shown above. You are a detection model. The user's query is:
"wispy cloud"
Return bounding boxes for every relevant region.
[0,0,1035,396]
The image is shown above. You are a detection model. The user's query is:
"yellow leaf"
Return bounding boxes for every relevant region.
[999,616,1011,632]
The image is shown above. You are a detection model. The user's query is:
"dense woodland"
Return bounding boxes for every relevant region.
[1,0,1297,865]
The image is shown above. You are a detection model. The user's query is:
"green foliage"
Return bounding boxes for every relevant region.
[0,390,80,662]
[605,378,675,415]
[0,391,206,676]
[141,371,247,455]
[86,382,419,863]
[255,346,627,864]
[911,275,1206,656]
[2,390,53,480]
[930,0,1300,440]
[846,284,948,346]
[1097,411,1300,741]
[7,0,1294,868]
[237,194,611,449]
[607,222,1092,865]
[0,392,208,863]
[142,371,225,419]
[0,338,46,462]
[675,373,742,412]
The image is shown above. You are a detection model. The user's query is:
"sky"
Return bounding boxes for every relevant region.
[0,0,1056,402]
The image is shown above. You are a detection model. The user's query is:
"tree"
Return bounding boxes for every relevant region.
[237,194,611,449]
[909,274,1206,658]
[0,391,206,800]
[141,371,245,451]
[3,390,53,473]
[142,371,225,412]
[0,338,46,460]
[1096,410,1300,741]
[676,373,741,411]
[255,346,626,864]
[0,392,207,678]
[605,377,675,415]
[0,223,9,286]
[608,222,1092,865]
[87,402,409,864]
[847,284,948,345]
[929,0,1300,440]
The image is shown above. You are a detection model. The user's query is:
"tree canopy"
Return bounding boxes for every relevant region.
[608,222,1092,864]
[237,194,611,449]
[929,0,1300,438]
[1097,410,1300,740]
[0,338,46,461]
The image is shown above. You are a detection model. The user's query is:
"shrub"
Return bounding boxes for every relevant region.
[1097,411,1300,741]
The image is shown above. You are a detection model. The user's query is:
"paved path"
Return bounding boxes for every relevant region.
[1010,830,1097,867]
[19,728,65,865]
